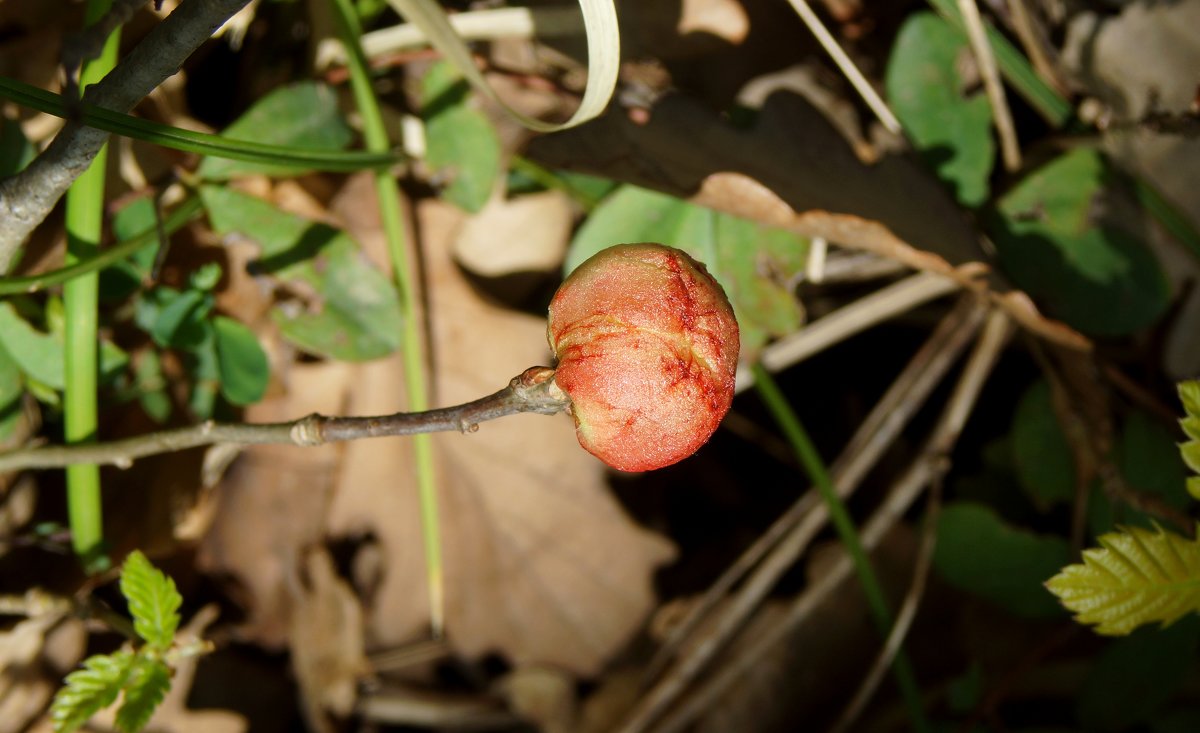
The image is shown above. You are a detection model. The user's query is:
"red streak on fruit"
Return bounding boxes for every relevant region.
[548,243,740,471]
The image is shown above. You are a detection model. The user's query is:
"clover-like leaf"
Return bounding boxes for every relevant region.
[119,551,182,650]
[114,657,171,733]
[51,651,135,733]
[1046,523,1200,635]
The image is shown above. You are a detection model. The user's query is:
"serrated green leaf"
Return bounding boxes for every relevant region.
[1011,379,1075,508]
[885,11,994,207]
[934,502,1070,617]
[51,651,135,733]
[986,148,1170,336]
[198,82,353,180]
[114,657,171,733]
[1046,523,1200,635]
[566,185,807,355]
[200,185,403,361]
[1180,381,1200,419]
[1182,441,1200,476]
[119,551,182,650]
[212,316,269,406]
[1181,416,1200,442]
[1188,477,1200,502]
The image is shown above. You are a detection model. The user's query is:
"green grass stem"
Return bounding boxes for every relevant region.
[329,0,444,636]
[0,76,401,171]
[63,0,120,572]
[752,363,929,732]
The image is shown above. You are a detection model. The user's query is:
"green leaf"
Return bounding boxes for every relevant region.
[923,0,1071,127]
[134,351,171,424]
[186,322,220,420]
[200,185,404,361]
[0,339,22,442]
[1182,441,1200,476]
[0,115,34,176]
[198,82,353,180]
[114,657,171,733]
[119,550,182,650]
[1010,379,1075,508]
[421,62,501,212]
[935,502,1071,617]
[137,287,214,350]
[212,316,269,406]
[986,148,1170,336]
[1076,618,1200,731]
[567,185,807,355]
[1180,416,1200,442]
[0,76,398,172]
[1045,523,1200,635]
[1189,477,1200,502]
[1180,381,1200,420]
[1118,411,1188,509]
[885,12,994,207]
[0,302,128,389]
[51,651,135,733]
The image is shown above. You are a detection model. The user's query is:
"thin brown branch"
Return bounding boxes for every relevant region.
[957,0,1022,171]
[828,479,942,733]
[0,367,567,474]
[0,0,253,271]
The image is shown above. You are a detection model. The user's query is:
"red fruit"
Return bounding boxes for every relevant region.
[548,243,740,471]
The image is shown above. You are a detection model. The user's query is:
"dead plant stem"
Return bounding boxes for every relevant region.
[626,298,986,732]
[648,310,1012,733]
[957,0,1022,171]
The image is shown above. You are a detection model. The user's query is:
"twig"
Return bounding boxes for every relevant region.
[828,478,942,733]
[735,271,961,392]
[957,0,1021,171]
[648,310,1013,733]
[0,367,567,473]
[784,0,903,136]
[626,298,986,731]
[1005,0,1068,97]
[0,0,253,271]
[61,0,147,107]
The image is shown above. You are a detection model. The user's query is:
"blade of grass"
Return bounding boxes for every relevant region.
[752,362,930,732]
[0,76,402,172]
[329,0,443,636]
[64,0,120,574]
[925,0,1071,127]
[0,195,202,296]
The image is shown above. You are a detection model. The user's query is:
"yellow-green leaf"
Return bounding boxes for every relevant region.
[1045,524,1200,635]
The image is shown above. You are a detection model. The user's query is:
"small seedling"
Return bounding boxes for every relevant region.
[51,551,196,733]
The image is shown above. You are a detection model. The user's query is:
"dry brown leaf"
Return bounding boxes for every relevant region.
[197,360,355,648]
[0,614,85,733]
[498,666,577,733]
[289,546,370,733]
[677,0,750,44]
[454,190,572,280]
[692,172,1092,352]
[325,195,676,676]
